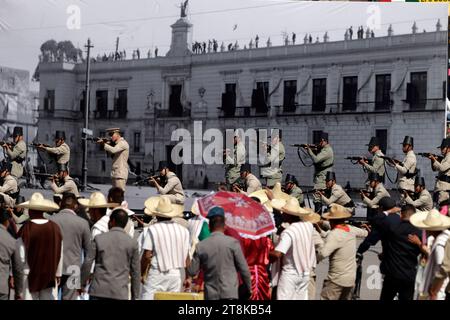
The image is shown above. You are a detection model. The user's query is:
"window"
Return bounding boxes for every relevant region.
[115,89,128,119]
[222,83,236,117]
[312,79,326,112]
[79,90,86,113]
[342,76,357,111]
[134,132,141,153]
[375,75,391,110]
[375,129,388,154]
[408,72,427,110]
[44,90,55,112]
[283,80,297,112]
[312,130,324,145]
[101,160,106,173]
[96,90,108,118]
[252,81,269,114]
[169,84,183,117]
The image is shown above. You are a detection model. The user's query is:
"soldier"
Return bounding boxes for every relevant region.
[1,126,26,179]
[151,161,185,205]
[358,137,385,184]
[284,174,304,206]
[38,130,70,167]
[303,132,334,214]
[429,138,450,208]
[386,136,417,194]
[50,164,80,198]
[317,172,355,214]
[404,176,432,212]
[224,131,246,190]
[361,172,390,221]
[260,132,285,188]
[97,128,129,191]
[0,161,19,208]
[234,163,262,195]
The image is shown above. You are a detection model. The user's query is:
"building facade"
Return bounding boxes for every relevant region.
[37,17,447,189]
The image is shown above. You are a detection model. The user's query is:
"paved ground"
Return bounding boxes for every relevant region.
[21,184,384,300]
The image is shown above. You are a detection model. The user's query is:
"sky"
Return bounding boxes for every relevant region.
[0,0,447,86]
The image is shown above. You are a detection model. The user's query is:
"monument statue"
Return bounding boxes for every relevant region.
[180,0,189,18]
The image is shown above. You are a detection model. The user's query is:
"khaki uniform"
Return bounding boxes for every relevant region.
[404,189,432,212]
[241,173,262,195]
[433,152,450,205]
[287,185,304,206]
[6,140,26,179]
[433,238,450,294]
[394,150,417,192]
[260,142,285,187]
[320,184,353,209]
[51,175,79,197]
[157,172,185,205]
[225,142,246,186]
[0,175,19,207]
[363,149,385,179]
[45,143,70,165]
[308,145,334,206]
[104,137,129,190]
[362,183,390,209]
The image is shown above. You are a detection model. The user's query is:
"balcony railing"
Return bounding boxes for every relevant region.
[218,106,269,118]
[274,101,394,116]
[93,109,128,119]
[155,108,191,118]
[39,109,83,119]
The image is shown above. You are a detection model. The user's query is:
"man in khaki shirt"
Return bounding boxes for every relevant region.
[317,172,354,213]
[260,132,285,188]
[429,138,450,207]
[98,128,129,191]
[359,137,385,184]
[317,204,368,300]
[404,176,432,212]
[151,161,185,205]
[0,161,19,207]
[235,164,262,195]
[50,164,79,198]
[224,132,246,189]
[361,173,390,209]
[386,136,417,193]
[284,174,304,206]
[1,126,26,179]
[429,238,450,300]
[39,131,70,167]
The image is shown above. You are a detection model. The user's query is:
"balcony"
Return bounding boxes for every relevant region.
[274,101,394,116]
[93,109,128,119]
[39,109,83,120]
[218,106,269,118]
[155,107,191,118]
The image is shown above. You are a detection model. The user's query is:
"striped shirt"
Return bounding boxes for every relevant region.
[275,221,316,275]
[143,220,190,272]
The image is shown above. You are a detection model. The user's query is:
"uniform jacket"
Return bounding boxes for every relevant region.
[363,149,385,178]
[45,143,70,165]
[321,184,352,207]
[0,225,23,295]
[51,175,79,197]
[394,150,416,192]
[104,138,129,180]
[6,140,26,178]
[225,142,246,183]
[405,189,433,212]
[363,183,390,209]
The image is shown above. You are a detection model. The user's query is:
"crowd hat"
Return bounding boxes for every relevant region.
[301,211,321,224]
[106,128,121,135]
[12,126,23,137]
[401,136,414,147]
[271,197,312,217]
[272,182,290,201]
[144,196,184,218]
[322,203,352,220]
[206,206,225,219]
[78,192,119,208]
[55,131,66,140]
[16,192,59,212]
[326,171,336,182]
[248,190,273,212]
[410,209,450,231]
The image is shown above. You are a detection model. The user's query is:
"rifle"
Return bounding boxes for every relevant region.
[290,144,319,151]
[394,188,416,198]
[0,141,15,148]
[380,155,404,167]
[346,156,368,164]
[301,188,327,194]
[418,152,444,162]
[29,142,51,148]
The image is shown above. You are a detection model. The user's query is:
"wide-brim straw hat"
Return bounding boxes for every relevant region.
[271,182,290,201]
[410,209,450,231]
[78,192,119,208]
[248,189,273,213]
[301,210,321,224]
[144,196,184,218]
[17,192,60,212]
[322,203,352,220]
[271,197,312,217]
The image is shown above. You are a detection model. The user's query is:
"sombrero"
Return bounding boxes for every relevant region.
[17,192,60,212]
[271,197,312,217]
[248,189,273,213]
[144,196,184,218]
[78,192,119,209]
[322,203,352,220]
[410,209,450,231]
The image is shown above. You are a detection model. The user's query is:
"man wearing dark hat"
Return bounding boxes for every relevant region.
[234,163,262,195]
[361,172,390,216]
[151,161,185,204]
[386,136,417,194]
[1,126,26,179]
[284,174,304,206]
[224,130,246,190]
[260,130,285,188]
[428,138,450,206]
[303,132,334,214]
[39,130,70,166]
[0,161,19,208]
[404,176,432,212]
[317,172,354,213]
[97,128,129,191]
[359,137,385,183]
[50,164,79,198]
